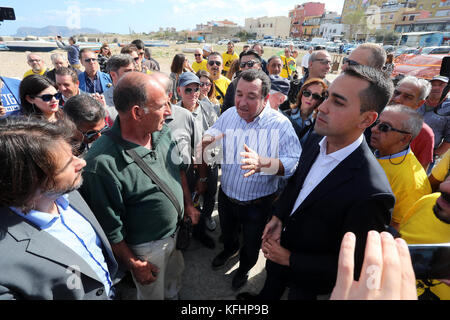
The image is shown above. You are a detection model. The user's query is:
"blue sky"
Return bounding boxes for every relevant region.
[0,0,345,36]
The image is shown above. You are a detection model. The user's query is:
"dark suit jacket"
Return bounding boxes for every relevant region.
[0,191,119,300]
[273,133,394,294]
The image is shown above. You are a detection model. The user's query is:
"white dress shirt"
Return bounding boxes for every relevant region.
[290,134,364,216]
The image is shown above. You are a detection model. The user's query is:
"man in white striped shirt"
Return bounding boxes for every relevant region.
[199,69,301,290]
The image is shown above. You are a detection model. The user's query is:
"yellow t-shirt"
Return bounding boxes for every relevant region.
[377,151,431,224]
[213,76,231,106]
[23,68,47,79]
[222,52,239,72]
[431,149,450,182]
[279,56,296,79]
[192,59,208,73]
[399,193,450,300]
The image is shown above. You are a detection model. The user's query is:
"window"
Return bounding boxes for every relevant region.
[403,16,407,21]
[390,14,394,19]
[432,3,436,8]
[435,9,450,16]
[439,1,450,7]
[409,15,415,21]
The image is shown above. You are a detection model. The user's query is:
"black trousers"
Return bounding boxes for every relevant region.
[218,187,273,273]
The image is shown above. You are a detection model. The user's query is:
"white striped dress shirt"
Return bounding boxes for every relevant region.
[205,105,302,201]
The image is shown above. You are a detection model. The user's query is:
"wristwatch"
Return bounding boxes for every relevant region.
[199,177,208,183]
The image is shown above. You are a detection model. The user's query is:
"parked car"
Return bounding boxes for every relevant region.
[217,39,230,45]
[420,46,450,55]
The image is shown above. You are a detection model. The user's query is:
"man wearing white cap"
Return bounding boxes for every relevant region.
[203,44,213,60]
[417,76,450,158]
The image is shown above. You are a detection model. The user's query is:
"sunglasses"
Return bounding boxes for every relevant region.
[240,60,259,68]
[81,123,110,140]
[184,87,200,94]
[133,57,140,62]
[208,61,221,67]
[84,58,98,63]
[302,90,323,101]
[200,82,211,87]
[374,120,410,135]
[194,54,202,57]
[314,58,332,65]
[34,92,62,102]
[343,57,360,66]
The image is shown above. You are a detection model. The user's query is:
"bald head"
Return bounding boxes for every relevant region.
[113,72,166,113]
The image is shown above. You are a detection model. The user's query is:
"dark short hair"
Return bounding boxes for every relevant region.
[113,73,148,113]
[0,116,74,213]
[131,39,145,50]
[344,65,394,114]
[79,48,94,60]
[19,74,57,116]
[55,66,78,84]
[63,94,106,126]
[208,52,223,62]
[106,54,134,73]
[238,69,271,98]
[239,50,262,64]
[120,44,139,55]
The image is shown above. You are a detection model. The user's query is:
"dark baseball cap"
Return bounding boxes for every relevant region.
[178,72,200,87]
[269,75,290,96]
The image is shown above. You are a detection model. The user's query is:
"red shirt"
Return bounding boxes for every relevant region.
[411,122,434,169]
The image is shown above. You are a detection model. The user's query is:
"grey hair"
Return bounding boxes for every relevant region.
[398,76,432,101]
[50,53,66,64]
[356,43,387,70]
[309,50,329,65]
[63,94,106,126]
[106,54,135,73]
[383,104,423,139]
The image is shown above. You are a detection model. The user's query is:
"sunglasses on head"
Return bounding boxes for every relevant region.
[208,61,221,67]
[240,60,259,68]
[343,57,360,66]
[184,87,200,94]
[82,123,110,140]
[302,90,323,101]
[374,120,410,135]
[84,58,98,63]
[34,92,62,102]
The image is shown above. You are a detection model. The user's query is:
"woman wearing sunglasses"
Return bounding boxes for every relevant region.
[285,78,327,143]
[98,43,112,73]
[19,74,63,123]
[196,70,220,116]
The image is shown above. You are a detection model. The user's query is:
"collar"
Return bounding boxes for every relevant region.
[9,194,70,229]
[375,147,410,160]
[319,134,364,161]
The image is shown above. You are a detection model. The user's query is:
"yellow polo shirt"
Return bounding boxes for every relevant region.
[23,68,47,79]
[213,76,231,105]
[377,150,431,224]
[400,193,450,300]
[279,56,296,79]
[192,59,208,73]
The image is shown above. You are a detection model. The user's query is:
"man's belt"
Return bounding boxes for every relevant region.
[227,193,275,206]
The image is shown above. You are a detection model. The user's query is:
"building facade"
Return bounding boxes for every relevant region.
[289,2,326,39]
[245,16,291,39]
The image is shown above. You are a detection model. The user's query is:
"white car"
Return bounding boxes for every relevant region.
[217,39,230,45]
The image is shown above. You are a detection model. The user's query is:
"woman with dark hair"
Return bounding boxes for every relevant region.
[169,53,193,103]
[284,78,327,144]
[19,74,63,122]
[383,53,395,77]
[196,69,220,116]
[98,43,112,73]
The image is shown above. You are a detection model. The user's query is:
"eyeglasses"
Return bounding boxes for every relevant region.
[374,120,411,135]
[33,92,62,102]
[208,61,221,67]
[184,87,200,94]
[240,60,259,68]
[84,58,98,63]
[81,123,110,140]
[342,57,360,67]
[314,58,332,65]
[302,90,323,101]
[200,82,211,87]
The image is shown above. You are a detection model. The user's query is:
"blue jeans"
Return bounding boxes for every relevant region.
[218,187,273,273]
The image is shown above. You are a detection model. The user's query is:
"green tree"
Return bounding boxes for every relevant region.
[343,9,366,41]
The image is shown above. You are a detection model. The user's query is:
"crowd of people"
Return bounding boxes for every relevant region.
[0,36,449,301]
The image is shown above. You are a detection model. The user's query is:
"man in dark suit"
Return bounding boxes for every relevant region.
[238,65,396,300]
[0,117,118,300]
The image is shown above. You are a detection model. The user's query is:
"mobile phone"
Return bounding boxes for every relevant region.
[408,244,450,280]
